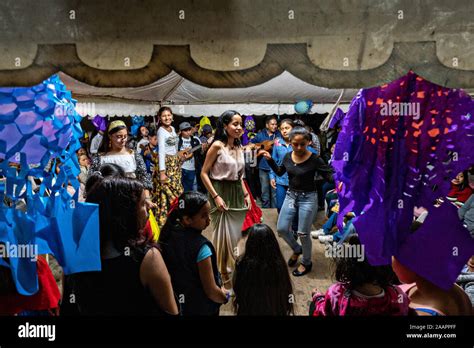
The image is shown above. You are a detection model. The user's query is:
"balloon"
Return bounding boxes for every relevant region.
[294,100,313,114]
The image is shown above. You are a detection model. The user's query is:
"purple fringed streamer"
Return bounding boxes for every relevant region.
[333,71,474,290]
[329,108,346,129]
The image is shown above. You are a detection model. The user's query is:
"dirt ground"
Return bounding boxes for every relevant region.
[203,208,334,316]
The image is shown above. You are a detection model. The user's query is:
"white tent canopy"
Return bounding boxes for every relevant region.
[60,71,357,117]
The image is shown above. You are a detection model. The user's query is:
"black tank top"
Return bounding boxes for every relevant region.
[71,246,166,315]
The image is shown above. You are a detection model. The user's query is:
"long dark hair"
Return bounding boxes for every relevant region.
[85,163,125,196]
[334,235,396,289]
[97,122,128,154]
[138,125,149,141]
[212,110,241,147]
[457,170,470,191]
[289,126,312,142]
[233,224,294,315]
[86,175,147,255]
[160,191,208,243]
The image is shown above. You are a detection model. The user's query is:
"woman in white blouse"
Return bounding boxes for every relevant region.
[154,107,184,228]
[89,120,155,210]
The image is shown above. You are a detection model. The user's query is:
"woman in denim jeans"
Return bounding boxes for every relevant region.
[270,119,319,237]
[261,127,332,276]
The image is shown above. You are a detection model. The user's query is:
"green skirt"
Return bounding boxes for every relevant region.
[209,180,248,275]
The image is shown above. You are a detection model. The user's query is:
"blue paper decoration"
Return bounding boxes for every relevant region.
[130,116,145,136]
[0,74,101,296]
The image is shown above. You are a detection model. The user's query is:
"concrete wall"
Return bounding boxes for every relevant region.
[0,0,472,88]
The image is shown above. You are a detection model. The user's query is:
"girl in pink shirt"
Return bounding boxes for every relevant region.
[310,235,411,316]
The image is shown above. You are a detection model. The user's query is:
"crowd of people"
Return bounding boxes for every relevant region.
[1,107,474,317]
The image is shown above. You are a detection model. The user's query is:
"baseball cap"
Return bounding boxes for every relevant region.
[179,122,192,131]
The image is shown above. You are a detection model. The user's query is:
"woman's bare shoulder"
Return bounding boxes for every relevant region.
[210,140,224,150]
[142,246,163,269]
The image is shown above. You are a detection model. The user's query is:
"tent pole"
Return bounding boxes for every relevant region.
[320,89,345,132]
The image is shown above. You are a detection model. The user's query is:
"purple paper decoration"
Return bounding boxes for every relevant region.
[92,115,107,132]
[333,71,474,290]
[329,108,346,129]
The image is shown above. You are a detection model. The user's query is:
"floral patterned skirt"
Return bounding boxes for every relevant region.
[153,154,183,228]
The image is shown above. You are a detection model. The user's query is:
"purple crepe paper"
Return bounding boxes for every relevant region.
[329,107,346,129]
[396,201,474,290]
[333,71,474,290]
[91,115,107,132]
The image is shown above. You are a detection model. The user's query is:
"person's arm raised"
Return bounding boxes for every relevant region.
[261,150,286,177]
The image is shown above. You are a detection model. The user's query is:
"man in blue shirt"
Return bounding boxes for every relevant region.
[250,116,282,208]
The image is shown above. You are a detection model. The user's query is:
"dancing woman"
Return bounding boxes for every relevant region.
[200,110,251,288]
[89,120,155,210]
[261,127,332,277]
[155,107,184,228]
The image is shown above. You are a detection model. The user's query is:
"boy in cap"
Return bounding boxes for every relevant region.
[178,121,202,192]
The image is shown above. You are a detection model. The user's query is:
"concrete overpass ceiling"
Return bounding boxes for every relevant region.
[0,0,472,88]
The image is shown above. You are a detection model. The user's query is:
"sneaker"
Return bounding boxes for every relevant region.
[318,235,334,243]
[311,229,325,239]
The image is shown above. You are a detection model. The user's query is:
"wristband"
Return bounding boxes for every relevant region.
[212,194,219,199]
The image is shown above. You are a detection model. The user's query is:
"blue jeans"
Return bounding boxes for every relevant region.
[182,169,196,192]
[277,190,318,266]
[322,212,338,234]
[276,184,299,232]
[259,169,277,208]
[334,220,356,244]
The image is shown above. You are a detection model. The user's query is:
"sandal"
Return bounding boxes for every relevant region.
[292,262,312,277]
[287,251,302,267]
